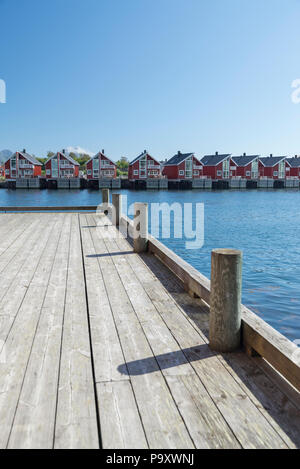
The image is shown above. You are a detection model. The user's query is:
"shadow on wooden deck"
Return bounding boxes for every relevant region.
[118,344,211,376]
[139,250,300,448]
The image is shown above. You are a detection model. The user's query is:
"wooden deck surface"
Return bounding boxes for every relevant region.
[0,212,299,449]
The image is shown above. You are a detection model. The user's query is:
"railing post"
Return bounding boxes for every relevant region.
[112,193,122,226]
[102,188,110,205]
[209,249,243,352]
[134,203,148,253]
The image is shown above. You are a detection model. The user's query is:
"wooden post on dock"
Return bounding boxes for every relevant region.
[134,203,148,253]
[112,193,122,226]
[102,188,110,205]
[102,189,110,216]
[209,249,243,352]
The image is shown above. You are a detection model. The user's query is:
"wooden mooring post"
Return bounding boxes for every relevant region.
[102,188,110,215]
[134,203,148,253]
[112,193,122,226]
[209,249,243,352]
[102,188,110,204]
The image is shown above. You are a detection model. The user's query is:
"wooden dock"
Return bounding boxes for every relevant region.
[0,210,299,449]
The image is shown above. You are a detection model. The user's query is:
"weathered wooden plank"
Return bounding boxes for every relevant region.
[104,234,244,449]
[54,214,99,449]
[146,227,300,393]
[97,381,148,449]
[102,233,193,378]
[253,357,300,412]
[0,214,33,256]
[0,214,60,344]
[79,214,129,383]
[87,214,194,449]
[146,254,300,447]
[242,308,300,392]
[0,206,98,212]
[220,351,300,449]
[114,244,289,449]
[0,214,42,286]
[0,214,26,247]
[8,215,72,449]
[0,214,64,449]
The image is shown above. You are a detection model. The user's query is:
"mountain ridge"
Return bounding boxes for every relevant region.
[0,149,12,163]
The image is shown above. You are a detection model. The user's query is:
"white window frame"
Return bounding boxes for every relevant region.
[179,170,184,176]
[246,171,251,177]
[133,170,139,175]
[217,170,222,177]
[87,170,92,176]
[273,171,278,176]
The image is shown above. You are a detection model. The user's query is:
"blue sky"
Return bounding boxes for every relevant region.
[1,0,300,161]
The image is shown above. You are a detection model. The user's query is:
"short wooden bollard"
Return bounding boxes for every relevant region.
[112,193,122,226]
[102,188,110,205]
[134,203,148,253]
[209,249,243,353]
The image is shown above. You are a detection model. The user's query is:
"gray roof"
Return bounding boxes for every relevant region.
[164,152,194,166]
[286,157,300,168]
[259,156,286,167]
[87,151,116,166]
[231,155,259,167]
[130,151,146,165]
[201,154,231,166]
[60,151,79,166]
[86,151,104,165]
[130,151,160,166]
[45,151,79,166]
[8,151,42,166]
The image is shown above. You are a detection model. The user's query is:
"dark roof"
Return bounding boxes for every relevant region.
[8,151,42,166]
[259,156,286,167]
[87,151,116,166]
[231,155,259,167]
[45,151,79,166]
[130,150,160,166]
[130,151,147,165]
[58,151,79,166]
[201,154,231,166]
[164,152,194,166]
[286,157,300,168]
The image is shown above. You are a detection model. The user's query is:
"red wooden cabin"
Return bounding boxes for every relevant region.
[286,157,300,179]
[162,152,203,180]
[231,154,260,179]
[45,150,80,179]
[86,150,117,179]
[128,151,161,180]
[201,153,232,179]
[258,155,289,179]
[4,150,42,179]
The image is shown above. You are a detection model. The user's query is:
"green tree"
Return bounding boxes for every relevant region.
[116,157,129,176]
[75,153,91,172]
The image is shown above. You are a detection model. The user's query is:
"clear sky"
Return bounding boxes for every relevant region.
[1,0,300,161]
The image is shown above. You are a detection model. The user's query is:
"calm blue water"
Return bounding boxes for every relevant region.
[0,188,299,344]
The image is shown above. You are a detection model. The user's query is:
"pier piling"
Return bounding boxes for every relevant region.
[112,193,122,226]
[209,248,243,352]
[102,188,110,204]
[133,202,148,253]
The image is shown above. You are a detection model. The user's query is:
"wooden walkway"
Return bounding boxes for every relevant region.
[0,212,299,449]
